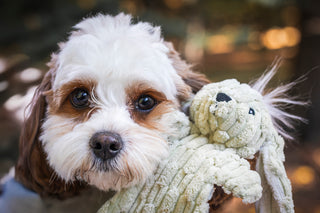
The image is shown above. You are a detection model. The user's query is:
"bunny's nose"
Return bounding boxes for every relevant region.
[216,93,232,102]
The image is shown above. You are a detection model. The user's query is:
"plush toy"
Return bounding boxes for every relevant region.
[190,66,302,213]
[99,66,301,213]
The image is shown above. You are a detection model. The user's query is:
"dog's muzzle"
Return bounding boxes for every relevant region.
[89,131,123,160]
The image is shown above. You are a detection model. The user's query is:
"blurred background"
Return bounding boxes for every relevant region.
[0,0,319,212]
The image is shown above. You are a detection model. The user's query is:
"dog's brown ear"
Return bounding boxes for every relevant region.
[165,42,210,96]
[15,55,86,198]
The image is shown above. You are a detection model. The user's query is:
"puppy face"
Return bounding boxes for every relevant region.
[15,13,210,197]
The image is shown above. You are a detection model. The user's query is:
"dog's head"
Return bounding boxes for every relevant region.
[15,13,209,198]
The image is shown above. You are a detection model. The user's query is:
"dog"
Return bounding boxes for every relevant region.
[14,13,210,199]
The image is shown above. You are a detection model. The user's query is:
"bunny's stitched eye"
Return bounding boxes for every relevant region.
[249,108,255,115]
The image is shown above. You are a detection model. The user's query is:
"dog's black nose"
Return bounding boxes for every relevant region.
[89,131,123,160]
[216,93,232,102]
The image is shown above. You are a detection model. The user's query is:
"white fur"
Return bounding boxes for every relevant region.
[40,13,190,191]
[53,13,184,101]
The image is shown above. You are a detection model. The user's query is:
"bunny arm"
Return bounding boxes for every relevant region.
[98,135,262,213]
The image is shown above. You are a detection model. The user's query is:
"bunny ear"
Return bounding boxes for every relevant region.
[255,139,294,213]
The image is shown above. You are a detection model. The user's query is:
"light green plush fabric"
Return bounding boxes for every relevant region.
[99,72,295,213]
[190,78,294,213]
[98,133,261,213]
[191,79,274,159]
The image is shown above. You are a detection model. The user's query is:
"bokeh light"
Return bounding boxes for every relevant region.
[261,26,301,50]
[291,166,316,186]
[184,22,205,62]
[0,81,9,92]
[18,68,42,83]
[206,35,234,54]
[4,86,36,122]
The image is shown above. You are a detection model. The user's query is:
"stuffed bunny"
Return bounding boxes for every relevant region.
[190,65,302,213]
[99,65,301,213]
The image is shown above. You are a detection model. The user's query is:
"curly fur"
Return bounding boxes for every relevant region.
[14,13,209,198]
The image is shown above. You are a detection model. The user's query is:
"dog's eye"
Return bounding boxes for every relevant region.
[136,95,157,112]
[70,88,90,109]
[249,107,255,115]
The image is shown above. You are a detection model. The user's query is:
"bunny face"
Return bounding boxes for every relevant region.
[190,79,276,159]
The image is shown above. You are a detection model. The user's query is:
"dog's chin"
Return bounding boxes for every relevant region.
[82,170,145,191]
[42,126,170,191]
[79,145,169,191]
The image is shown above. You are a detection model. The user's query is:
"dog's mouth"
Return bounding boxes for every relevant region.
[73,154,125,183]
[90,156,120,172]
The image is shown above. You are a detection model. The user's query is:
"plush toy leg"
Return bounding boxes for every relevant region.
[255,142,294,213]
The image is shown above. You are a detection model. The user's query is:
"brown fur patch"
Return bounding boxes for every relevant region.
[175,79,192,103]
[165,42,210,96]
[208,185,233,211]
[15,58,86,199]
[46,79,98,122]
[126,82,177,130]
[248,153,259,170]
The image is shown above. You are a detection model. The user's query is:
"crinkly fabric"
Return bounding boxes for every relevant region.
[99,77,295,213]
[98,135,261,213]
[190,79,294,213]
